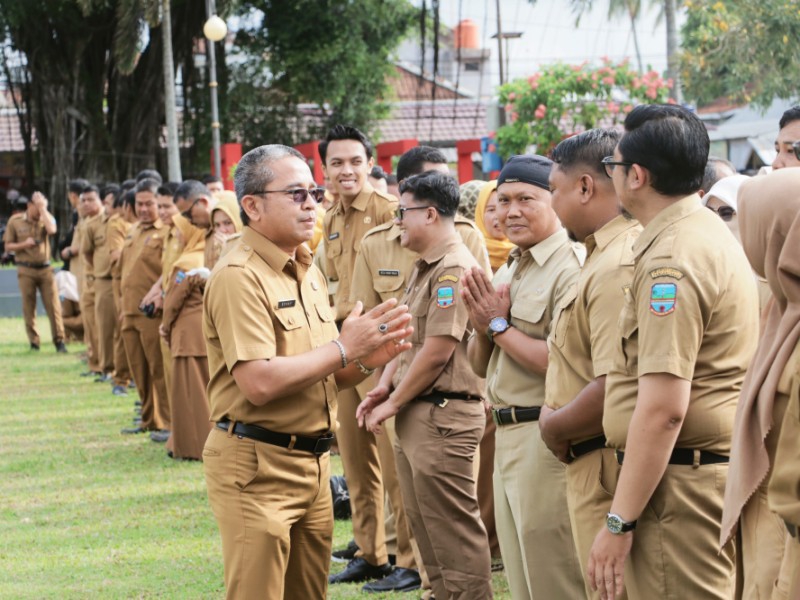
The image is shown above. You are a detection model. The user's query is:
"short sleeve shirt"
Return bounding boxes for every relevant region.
[603,196,760,453]
[3,214,50,264]
[119,220,165,317]
[82,212,112,279]
[391,236,484,397]
[204,226,339,436]
[486,228,585,409]
[107,215,132,279]
[322,183,397,320]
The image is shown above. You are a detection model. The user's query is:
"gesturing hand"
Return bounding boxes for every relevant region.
[338,299,413,366]
[356,384,391,427]
[460,267,511,333]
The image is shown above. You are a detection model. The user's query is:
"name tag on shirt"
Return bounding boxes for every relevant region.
[379,269,400,276]
[278,299,296,309]
[328,232,340,241]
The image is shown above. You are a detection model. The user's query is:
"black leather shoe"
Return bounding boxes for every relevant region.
[55,342,67,353]
[150,430,170,443]
[331,539,359,563]
[328,558,392,584]
[30,343,40,351]
[121,426,147,435]
[362,567,421,593]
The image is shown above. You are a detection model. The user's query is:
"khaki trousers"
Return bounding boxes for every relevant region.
[478,413,501,558]
[336,381,387,565]
[122,315,170,430]
[738,483,793,600]
[786,536,800,600]
[494,420,583,600]
[160,338,174,427]
[93,278,115,374]
[395,399,492,600]
[80,278,99,371]
[617,463,735,599]
[111,277,130,386]
[17,265,64,345]
[565,447,627,600]
[203,429,333,600]
[166,356,211,461]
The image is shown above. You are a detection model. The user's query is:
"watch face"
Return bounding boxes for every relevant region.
[489,317,507,333]
[607,514,623,534]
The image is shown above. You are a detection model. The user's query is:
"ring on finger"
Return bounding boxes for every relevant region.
[378,323,389,334]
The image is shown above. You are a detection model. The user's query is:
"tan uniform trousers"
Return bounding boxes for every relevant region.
[93,278,115,374]
[336,381,387,565]
[160,338,174,428]
[122,315,170,430]
[565,447,628,600]
[17,265,64,346]
[614,463,735,599]
[494,421,584,600]
[395,399,492,600]
[478,414,501,558]
[80,278,99,371]
[786,535,800,600]
[111,277,130,386]
[203,428,333,600]
[165,356,211,461]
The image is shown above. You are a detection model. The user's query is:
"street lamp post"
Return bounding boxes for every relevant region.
[203,4,227,180]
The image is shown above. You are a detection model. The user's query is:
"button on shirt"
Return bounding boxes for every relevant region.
[203,227,338,436]
[603,195,759,453]
[486,228,584,409]
[119,220,165,317]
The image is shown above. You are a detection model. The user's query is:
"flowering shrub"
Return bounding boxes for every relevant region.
[497,58,674,158]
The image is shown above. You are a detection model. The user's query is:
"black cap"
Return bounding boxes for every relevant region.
[497,155,552,192]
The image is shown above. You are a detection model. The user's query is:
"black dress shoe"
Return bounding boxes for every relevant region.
[150,430,170,443]
[55,341,67,353]
[362,567,421,593]
[120,426,148,434]
[328,558,392,584]
[331,539,359,563]
[30,343,40,351]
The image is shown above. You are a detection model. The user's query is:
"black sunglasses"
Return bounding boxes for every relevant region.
[394,205,446,221]
[601,156,633,178]
[792,140,800,161]
[706,204,736,222]
[254,187,326,204]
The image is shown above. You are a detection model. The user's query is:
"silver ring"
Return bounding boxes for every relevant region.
[378,323,389,334]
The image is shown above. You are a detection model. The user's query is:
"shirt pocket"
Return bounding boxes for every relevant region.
[552,284,578,349]
[409,297,428,345]
[510,300,547,339]
[273,307,304,332]
[315,302,335,323]
[374,275,404,301]
[326,237,343,260]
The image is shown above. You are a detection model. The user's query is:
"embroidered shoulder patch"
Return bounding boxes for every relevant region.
[650,283,677,316]
[436,286,455,308]
[438,274,459,283]
[174,271,186,285]
[650,267,684,280]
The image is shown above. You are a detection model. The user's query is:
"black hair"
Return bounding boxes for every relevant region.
[369,166,389,181]
[700,157,736,194]
[551,129,621,176]
[136,169,163,184]
[120,179,137,193]
[120,190,136,210]
[318,124,373,164]
[779,106,800,130]
[135,178,161,195]
[174,180,212,204]
[81,184,101,196]
[101,184,120,201]
[618,104,709,196]
[387,173,398,185]
[398,171,459,218]
[68,178,90,195]
[396,146,448,183]
[157,182,180,197]
[202,174,222,185]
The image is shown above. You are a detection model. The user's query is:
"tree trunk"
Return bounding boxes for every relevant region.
[626,0,644,73]
[162,0,182,181]
[664,0,682,103]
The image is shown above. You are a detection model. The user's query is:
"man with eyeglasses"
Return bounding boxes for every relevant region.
[587,104,759,600]
[357,170,493,599]
[772,106,800,170]
[320,125,399,586]
[462,155,586,600]
[202,144,413,599]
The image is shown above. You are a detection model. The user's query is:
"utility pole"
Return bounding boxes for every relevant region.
[162,0,182,181]
[495,0,504,86]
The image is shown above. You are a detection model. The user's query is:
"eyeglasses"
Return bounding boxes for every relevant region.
[254,187,326,204]
[706,204,736,222]
[792,140,800,161]
[394,206,431,221]
[601,156,634,178]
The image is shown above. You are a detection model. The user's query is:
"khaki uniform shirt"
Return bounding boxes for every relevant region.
[322,182,397,320]
[82,212,112,279]
[545,216,641,444]
[119,220,166,317]
[72,216,85,291]
[349,217,492,310]
[204,227,338,436]
[107,214,132,280]
[392,236,484,397]
[604,196,759,453]
[486,228,585,409]
[161,225,185,292]
[3,213,51,264]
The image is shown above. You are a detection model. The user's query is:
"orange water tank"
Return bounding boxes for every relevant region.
[455,19,479,49]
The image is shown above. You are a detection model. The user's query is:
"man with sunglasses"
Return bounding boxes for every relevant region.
[320,125,399,585]
[202,144,413,599]
[587,104,759,600]
[772,106,800,170]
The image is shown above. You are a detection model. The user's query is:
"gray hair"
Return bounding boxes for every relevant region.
[234,144,305,202]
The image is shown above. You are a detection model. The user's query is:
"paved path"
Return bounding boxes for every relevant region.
[0,268,47,317]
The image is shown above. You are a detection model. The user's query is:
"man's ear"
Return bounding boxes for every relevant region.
[628,163,648,191]
[579,174,594,204]
[240,195,260,223]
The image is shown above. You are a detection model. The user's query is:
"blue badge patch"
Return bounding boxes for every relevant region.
[650,283,677,316]
[436,286,455,308]
[174,270,186,285]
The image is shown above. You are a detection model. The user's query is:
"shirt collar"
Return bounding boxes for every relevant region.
[332,181,376,215]
[418,234,461,265]
[511,228,569,267]
[242,226,312,276]
[632,195,701,259]
[585,214,639,257]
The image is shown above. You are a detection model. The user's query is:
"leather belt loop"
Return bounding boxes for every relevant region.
[288,434,297,451]
[692,449,701,469]
[510,407,518,424]
[492,409,501,426]
[226,420,236,438]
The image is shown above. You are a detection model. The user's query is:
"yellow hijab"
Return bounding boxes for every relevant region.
[475,180,515,272]
[211,195,243,233]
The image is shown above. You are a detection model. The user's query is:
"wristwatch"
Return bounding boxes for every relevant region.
[486,316,510,341]
[606,512,637,535]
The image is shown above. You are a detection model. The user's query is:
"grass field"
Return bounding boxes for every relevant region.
[0,316,510,599]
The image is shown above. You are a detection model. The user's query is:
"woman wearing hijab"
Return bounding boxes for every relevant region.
[204,194,243,270]
[160,218,212,461]
[721,169,800,599]
[475,181,515,273]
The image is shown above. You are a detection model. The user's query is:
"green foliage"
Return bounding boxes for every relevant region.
[227,0,416,148]
[496,59,673,158]
[681,0,800,108]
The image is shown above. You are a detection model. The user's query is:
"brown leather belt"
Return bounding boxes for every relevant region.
[16,261,50,269]
[416,392,480,408]
[786,521,799,540]
[492,406,541,426]
[216,420,333,455]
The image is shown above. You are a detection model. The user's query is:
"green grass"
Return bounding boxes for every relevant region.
[0,317,510,599]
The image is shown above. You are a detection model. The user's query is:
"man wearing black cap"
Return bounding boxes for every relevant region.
[462,155,585,599]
